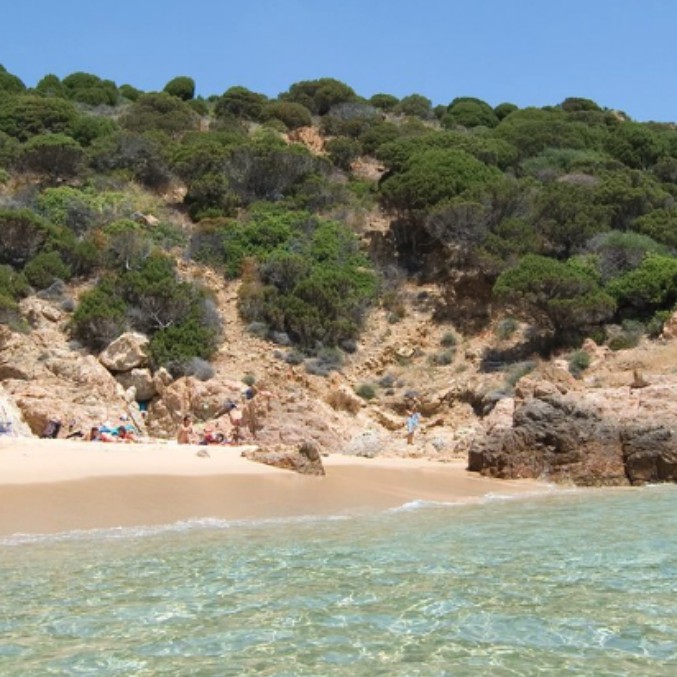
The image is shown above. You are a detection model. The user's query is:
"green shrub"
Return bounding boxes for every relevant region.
[264,101,312,130]
[606,254,677,317]
[0,94,77,141]
[20,133,84,179]
[495,317,518,340]
[163,76,195,101]
[440,331,458,347]
[428,350,455,366]
[23,251,71,289]
[568,350,591,378]
[355,383,377,400]
[325,137,361,170]
[647,310,672,339]
[70,280,128,350]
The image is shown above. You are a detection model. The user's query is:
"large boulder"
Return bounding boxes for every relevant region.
[99,333,149,372]
[242,440,326,475]
[115,368,157,401]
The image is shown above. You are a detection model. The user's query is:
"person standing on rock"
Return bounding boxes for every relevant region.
[406,405,421,445]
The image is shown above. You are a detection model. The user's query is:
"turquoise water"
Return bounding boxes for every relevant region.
[1,486,677,676]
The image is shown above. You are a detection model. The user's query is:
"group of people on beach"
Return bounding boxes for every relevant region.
[87,420,139,443]
[177,385,267,446]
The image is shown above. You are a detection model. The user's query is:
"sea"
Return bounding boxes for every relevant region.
[1,484,676,676]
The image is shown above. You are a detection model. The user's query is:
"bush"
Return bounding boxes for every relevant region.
[606,320,644,351]
[216,86,267,121]
[0,94,77,141]
[183,357,215,381]
[495,317,519,340]
[568,350,591,378]
[440,331,458,347]
[428,350,455,366]
[325,137,361,170]
[23,251,71,289]
[606,254,677,317]
[355,383,377,400]
[0,209,54,268]
[20,133,84,179]
[70,281,128,350]
[281,78,357,115]
[304,347,344,376]
[163,76,195,101]
[264,101,312,130]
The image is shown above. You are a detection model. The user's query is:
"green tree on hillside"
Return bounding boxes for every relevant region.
[0,95,77,141]
[163,76,195,101]
[494,254,616,342]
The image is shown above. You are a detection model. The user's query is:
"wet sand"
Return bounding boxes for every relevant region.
[0,438,550,536]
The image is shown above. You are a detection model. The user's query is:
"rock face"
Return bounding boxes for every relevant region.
[468,376,677,486]
[242,440,326,475]
[98,333,149,372]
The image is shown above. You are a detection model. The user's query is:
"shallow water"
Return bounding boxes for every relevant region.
[1,486,676,676]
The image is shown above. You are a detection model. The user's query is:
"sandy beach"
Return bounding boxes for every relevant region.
[0,438,550,536]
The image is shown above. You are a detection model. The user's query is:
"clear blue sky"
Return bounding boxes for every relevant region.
[3,0,676,122]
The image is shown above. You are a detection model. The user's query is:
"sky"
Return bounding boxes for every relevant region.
[3,0,677,122]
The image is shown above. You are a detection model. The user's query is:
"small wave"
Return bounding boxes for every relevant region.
[388,499,463,513]
[0,513,354,547]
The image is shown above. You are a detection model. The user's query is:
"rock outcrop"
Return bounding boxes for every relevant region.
[242,440,326,475]
[468,375,677,486]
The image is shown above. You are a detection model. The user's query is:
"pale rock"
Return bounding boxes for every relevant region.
[99,333,149,372]
[115,368,156,401]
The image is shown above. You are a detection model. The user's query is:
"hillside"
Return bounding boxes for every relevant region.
[2,68,677,480]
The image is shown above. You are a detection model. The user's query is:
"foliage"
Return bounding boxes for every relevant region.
[325,136,361,170]
[19,133,84,179]
[70,279,128,350]
[494,107,606,160]
[369,93,399,111]
[568,350,591,378]
[393,94,434,119]
[23,250,71,289]
[355,383,377,400]
[585,230,668,282]
[494,254,616,341]
[379,148,503,215]
[632,208,677,248]
[0,66,26,94]
[0,94,78,141]
[89,132,172,190]
[606,254,677,317]
[440,331,458,347]
[163,76,195,101]
[532,181,611,258]
[606,122,667,170]
[121,92,197,136]
[443,97,499,129]
[62,71,118,106]
[281,78,357,115]
[0,209,55,268]
[35,74,66,98]
[264,101,312,130]
[216,86,267,121]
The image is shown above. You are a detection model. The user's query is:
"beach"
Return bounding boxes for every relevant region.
[0,438,546,536]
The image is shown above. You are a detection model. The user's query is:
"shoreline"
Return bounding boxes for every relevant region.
[0,438,550,537]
